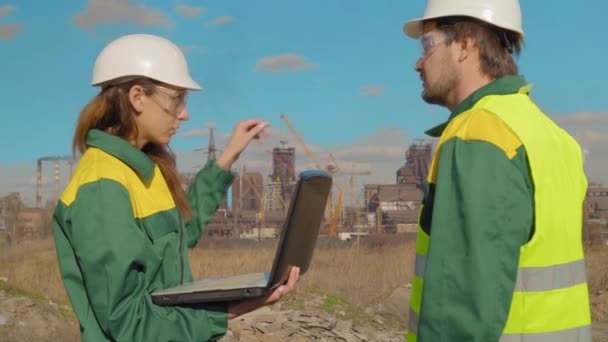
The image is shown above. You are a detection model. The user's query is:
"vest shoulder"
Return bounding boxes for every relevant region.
[441,108,523,160]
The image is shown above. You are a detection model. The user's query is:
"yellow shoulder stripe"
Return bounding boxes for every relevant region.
[59,148,176,219]
[440,108,523,159]
[425,109,523,184]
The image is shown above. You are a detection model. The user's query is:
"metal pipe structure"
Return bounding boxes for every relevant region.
[36,159,42,208]
[36,155,75,208]
[55,159,60,200]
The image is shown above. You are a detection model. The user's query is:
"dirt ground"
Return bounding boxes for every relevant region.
[1,281,607,341]
[0,285,79,341]
[1,237,607,341]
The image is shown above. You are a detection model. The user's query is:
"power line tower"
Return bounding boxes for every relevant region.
[195,126,221,162]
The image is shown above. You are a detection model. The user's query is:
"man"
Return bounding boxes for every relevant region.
[402,0,592,341]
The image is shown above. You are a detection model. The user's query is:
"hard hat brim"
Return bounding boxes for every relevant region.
[176,78,202,91]
[92,75,203,91]
[403,18,425,39]
[403,15,524,40]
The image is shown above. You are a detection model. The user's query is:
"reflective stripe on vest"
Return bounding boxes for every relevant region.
[407,88,591,342]
[499,325,592,342]
[415,254,587,292]
[408,254,589,337]
[513,259,587,292]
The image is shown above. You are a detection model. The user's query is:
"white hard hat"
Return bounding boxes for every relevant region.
[91,34,201,90]
[403,0,524,39]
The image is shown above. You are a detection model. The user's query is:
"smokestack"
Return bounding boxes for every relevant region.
[36,159,42,208]
[55,159,60,200]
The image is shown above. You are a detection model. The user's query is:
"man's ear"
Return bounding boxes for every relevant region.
[129,85,145,113]
[456,36,475,63]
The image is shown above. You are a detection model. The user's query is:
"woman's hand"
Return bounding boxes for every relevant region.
[227,266,300,320]
[216,119,270,171]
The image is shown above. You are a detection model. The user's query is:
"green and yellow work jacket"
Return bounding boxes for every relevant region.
[53,129,234,342]
[407,76,592,341]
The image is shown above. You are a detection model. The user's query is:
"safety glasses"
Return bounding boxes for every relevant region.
[151,85,188,117]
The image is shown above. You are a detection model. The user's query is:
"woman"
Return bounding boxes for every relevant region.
[52,33,299,342]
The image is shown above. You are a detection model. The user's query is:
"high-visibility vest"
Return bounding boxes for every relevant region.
[407,86,592,342]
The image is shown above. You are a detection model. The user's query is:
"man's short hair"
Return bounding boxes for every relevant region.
[434,16,523,79]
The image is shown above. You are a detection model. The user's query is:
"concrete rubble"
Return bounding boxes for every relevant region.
[218,306,404,342]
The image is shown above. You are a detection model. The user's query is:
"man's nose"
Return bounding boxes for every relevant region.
[414,56,424,72]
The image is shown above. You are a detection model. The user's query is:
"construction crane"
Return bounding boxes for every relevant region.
[280,113,344,235]
[323,153,341,176]
[326,154,372,232]
[241,169,288,224]
[280,114,341,177]
[325,170,370,237]
[241,172,266,227]
[279,114,322,170]
[327,152,371,206]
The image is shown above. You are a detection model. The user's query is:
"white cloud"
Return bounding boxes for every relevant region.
[181,127,211,138]
[0,5,22,40]
[73,0,171,29]
[208,16,235,26]
[254,54,318,73]
[552,112,608,150]
[361,85,385,97]
[553,112,608,124]
[334,145,405,161]
[327,128,418,188]
[0,5,14,17]
[181,122,219,138]
[574,130,608,146]
[176,5,206,18]
[179,45,194,54]
[548,111,608,185]
[0,23,22,40]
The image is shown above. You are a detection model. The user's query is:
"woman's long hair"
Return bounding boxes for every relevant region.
[72,78,192,220]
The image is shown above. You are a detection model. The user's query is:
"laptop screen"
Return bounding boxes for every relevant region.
[266,169,332,289]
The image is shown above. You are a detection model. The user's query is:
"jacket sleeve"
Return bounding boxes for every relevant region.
[185,159,235,247]
[67,179,227,342]
[417,139,534,342]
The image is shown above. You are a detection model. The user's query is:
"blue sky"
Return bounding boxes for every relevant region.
[2,0,608,206]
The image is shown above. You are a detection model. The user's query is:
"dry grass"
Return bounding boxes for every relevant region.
[0,235,415,307]
[190,235,416,306]
[585,244,608,321]
[1,235,607,320]
[586,244,608,294]
[0,239,69,304]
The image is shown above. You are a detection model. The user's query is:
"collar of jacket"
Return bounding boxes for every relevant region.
[425,75,529,138]
[86,129,155,181]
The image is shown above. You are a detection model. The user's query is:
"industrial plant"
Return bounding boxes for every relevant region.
[2,114,608,245]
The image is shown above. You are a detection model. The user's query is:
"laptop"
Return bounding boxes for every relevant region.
[151,169,332,306]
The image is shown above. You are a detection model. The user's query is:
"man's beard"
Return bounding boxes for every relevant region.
[421,71,458,108]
